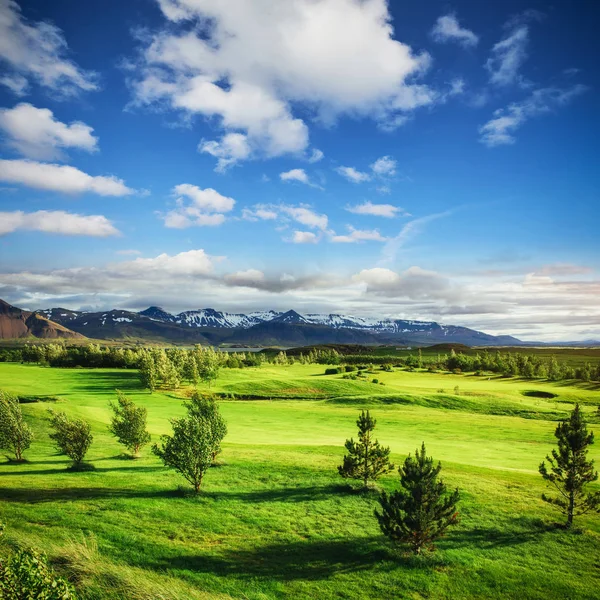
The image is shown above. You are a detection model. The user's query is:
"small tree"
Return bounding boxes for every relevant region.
[338,410,394,488]
[375,442,460,554]
[152,400,225,493]
[0,390,33,462]
[139,353,157,392]
[48,410,93,469]
[186,392,227,463]
[539,404,600,527]
[108,390,151,457]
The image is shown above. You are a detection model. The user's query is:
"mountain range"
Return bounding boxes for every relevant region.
[26,303,522,346]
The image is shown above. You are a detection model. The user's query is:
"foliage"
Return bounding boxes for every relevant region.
[152,397,227,493]
[185,392,228,462]
[539,404,600,527]
[108,390,151,457]
[375,442,460,554]
[338,410,394,488]
[0,390,33,461]
[48,410,93,468]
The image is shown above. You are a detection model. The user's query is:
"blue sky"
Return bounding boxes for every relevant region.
[0,0,598,341]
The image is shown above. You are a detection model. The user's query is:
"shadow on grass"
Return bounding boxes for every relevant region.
[441,517,556,550]
[202,483,349,503]
[70,370,143,393]
[0,464,165,477]
[0,486,180,502]
[153,537,395,581]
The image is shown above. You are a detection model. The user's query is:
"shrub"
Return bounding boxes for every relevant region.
[108,391,150,457]
[0,524,75,600]
[48,410,93,469]
[325,368,341,375]
[344,365,357,372]
[0,390,33,462]
[372,378,379,384]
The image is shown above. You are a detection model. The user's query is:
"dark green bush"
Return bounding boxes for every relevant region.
[324,368,341,375]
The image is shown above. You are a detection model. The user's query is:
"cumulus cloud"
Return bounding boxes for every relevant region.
[129,0,435,168]
[331,226,387,243]
[0,0,98,95]
[163,183,235,228]
[199,132,251,172]
[336,166,371,183]
[281,205,328,230]
[241,205,279,222]
[370,155,397,176]
[280,168,309,184]
[346,201,407,218]
[0,210,119,237]
[431,14,478,48]
[479,85,587,147]
[0,159,135,195]
[0,103,98,159]
[291,230,319,244]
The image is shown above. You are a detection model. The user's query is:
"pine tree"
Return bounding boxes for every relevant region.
[539,404,600,527]
[375,442,459,554]
[108,390,151,457]
[0,390,33,462]
[338,410,394,488]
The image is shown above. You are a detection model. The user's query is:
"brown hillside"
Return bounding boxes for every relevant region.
[0,299,84,340]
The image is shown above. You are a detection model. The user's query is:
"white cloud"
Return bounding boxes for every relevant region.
[0,103,98,159]
[307,148,324,163]
[280,168,310,185]
[163,184,235,228]
[486,26,529,87]
[291,230,319,244]
[199,132,251,172]
[0,159,135,195]
[431,14,478,48]
[0,73,28,96]
[281,205,328,230]
[370,155,397,176]
[336,166,371,183]
[130,0,435,167]
[224,269,266,287]
[0,0,98,95]
[346,201,407,218]
[331,226,387,243]
[241,205,279,221]
[479,85,587,147]
[0,210,119,237]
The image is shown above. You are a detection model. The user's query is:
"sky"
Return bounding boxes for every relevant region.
[0,0,598,342]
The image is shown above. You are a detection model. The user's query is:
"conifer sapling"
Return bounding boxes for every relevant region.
[539,404,600,527]
[338,410,394,488]
[375,442,459,554]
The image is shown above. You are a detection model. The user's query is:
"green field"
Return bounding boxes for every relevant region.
[1,362,600,599]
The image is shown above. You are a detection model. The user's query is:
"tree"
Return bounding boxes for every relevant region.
[186,392,227,462]
[539,404,600,527]
[197,347,220,387]
[152,399,226,493]
[375,442,460,554]
[48,410,93,469]
[139,352,157,392]
[338,410,394,488]
[0,390,33,462]
[108,390,151,457]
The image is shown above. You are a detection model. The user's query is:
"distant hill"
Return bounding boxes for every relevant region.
[25,301,526,347]
[0,300,83,340]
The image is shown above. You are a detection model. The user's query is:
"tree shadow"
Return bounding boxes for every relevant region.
[201,483,349,503]
[70,370,143,393]
[441,517,556,550]
[0,464,165,477]
[0,486,179,503]
[152,537,394,581]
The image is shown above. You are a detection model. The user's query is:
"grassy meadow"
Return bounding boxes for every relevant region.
[1,362,600,599]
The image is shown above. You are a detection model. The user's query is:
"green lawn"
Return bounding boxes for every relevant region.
[1,363,599,599]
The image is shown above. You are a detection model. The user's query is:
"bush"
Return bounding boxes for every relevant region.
[324,367,341,375]
[344,365,357,372]
[0,547,76,599]
[372,378,379,384]
[48,410,93,469]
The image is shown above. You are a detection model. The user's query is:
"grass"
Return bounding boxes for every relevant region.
[0,362,599,599]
